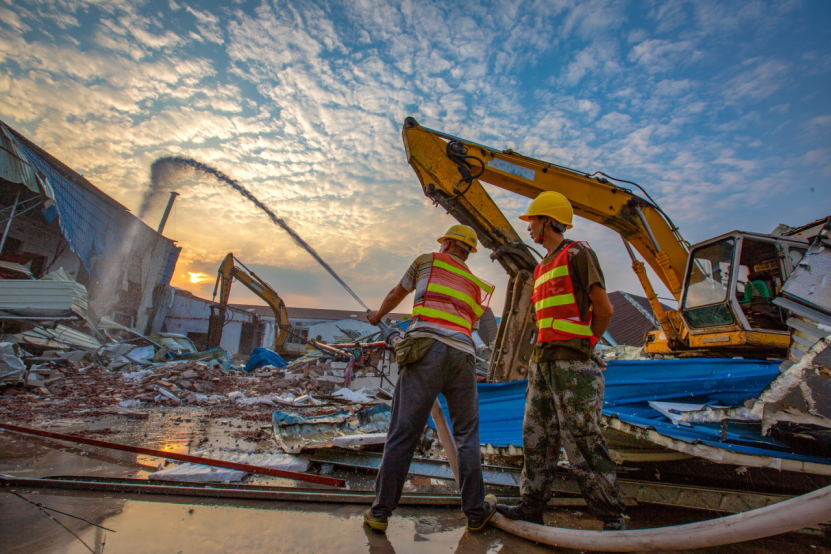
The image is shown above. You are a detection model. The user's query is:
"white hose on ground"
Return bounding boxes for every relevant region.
[430,400,459,488]
[431,401,831,551]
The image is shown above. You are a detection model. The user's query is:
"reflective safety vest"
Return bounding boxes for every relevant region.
[533,241,597,345]
[411,253,494,337]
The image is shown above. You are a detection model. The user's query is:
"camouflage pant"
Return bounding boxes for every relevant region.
[520,358,626,522]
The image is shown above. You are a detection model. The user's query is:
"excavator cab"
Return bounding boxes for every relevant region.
[676,231,808,355]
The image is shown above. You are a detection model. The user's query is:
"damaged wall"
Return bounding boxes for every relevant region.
[164,291,257,356]
[0,190,82,280]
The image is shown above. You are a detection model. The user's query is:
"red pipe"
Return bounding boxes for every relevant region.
[308,340,351,358]
[330,342,389,349]
[0,423,344,488]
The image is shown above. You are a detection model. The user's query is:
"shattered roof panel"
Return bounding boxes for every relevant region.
[0,124,40,193]
[2,120,179,277]
[272,404,391,453]
[0,276,91,321]
[22,324,102,351]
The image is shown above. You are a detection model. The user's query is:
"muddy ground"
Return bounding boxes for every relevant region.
[0,407,827,554]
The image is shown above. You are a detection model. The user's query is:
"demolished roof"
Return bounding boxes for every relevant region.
[0,120,181,285]
[607,291,674,347]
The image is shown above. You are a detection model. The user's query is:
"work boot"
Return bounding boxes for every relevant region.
[363,509,388,532]
[466,494,498,532]
[602,517,627,531]
[495,501,545,525]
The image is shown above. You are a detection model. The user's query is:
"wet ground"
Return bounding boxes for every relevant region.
[1,408,828,554]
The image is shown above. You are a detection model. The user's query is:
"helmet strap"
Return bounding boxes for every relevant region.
[538,217,547,240]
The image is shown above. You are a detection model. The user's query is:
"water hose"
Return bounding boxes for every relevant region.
[430,407,831,551]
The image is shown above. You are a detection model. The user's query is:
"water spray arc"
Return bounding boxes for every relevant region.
[146,157,368,311]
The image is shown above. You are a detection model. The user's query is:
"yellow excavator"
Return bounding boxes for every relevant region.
[401,117,811,381]
[206,253,292,357]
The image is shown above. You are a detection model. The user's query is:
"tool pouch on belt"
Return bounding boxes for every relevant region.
[394,337,436,367]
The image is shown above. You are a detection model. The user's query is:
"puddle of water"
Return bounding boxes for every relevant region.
[4,408,829,554]
[2,488,828,554]
[0,492,504,554]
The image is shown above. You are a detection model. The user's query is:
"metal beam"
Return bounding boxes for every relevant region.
[311,449,796,514]
[0,189,20,252]
[0,423,344,488]
[312,449,521,487]
[0,475,473,506]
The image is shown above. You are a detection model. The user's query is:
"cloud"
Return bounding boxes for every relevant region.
[596,112,632,132]
[654,79,694,97]
[628,39,697,73]
[0,6,32,32]
[723,58,791,103]
[808,115,831,129]
[1,0,828,312]
[646,0,688,33]
[185,5,224,44]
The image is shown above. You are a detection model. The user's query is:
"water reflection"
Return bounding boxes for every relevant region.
[364,525,396,554]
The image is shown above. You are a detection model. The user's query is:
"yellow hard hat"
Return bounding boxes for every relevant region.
[519,191,573,229]
[438,224,478,253]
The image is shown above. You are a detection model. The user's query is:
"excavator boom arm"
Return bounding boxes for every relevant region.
[402,118,692,380]
[403,118,689,296]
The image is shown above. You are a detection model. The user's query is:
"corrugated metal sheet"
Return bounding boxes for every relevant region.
[160,244,181,286]
[0,124,40,193]
[780,240,831,316]
[0,277,90,320]
[432,358,782,450]
[0,261,33,278]
[22,324,102,351]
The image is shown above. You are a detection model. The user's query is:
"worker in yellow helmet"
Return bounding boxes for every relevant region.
[364,224,498,533]
[496,191,627,530]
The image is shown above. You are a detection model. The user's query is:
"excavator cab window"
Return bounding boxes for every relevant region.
[735,238,787,330]
[682,238,736,328]
[286,326,308,345]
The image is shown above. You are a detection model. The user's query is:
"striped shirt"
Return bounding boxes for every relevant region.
[400,253,479,356]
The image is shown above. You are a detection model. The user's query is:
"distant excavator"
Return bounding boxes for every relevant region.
[206,253,291,357]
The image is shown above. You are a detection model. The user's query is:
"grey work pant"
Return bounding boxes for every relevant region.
[372,341,486,519]
[521,359,626,522]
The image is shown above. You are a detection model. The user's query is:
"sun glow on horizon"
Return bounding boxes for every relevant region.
[188,272,211,284]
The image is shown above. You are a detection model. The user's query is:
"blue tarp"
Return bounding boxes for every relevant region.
[245,347,287,373]
[430,358,831,467]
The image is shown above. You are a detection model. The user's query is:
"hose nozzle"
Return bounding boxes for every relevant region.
[375,320,402,347]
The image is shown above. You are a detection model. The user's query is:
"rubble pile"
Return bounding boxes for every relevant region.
[120,361,223,406]
[0,339,393,425]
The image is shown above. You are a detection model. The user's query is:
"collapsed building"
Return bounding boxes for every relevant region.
[0,120,180,334]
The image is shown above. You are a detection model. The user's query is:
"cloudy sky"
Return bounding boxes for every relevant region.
[2,0,829,313]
